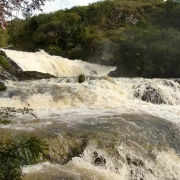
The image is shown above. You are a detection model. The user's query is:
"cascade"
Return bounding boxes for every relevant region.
[0,49,180,180]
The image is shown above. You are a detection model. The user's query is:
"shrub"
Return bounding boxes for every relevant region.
[46,44,61,56]
[0,136,48,180]
[69,45,85,60]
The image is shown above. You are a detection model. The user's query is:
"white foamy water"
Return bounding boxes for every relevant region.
[1,77,180,125]
[1,49,115,77]
[22,146,180,180]
[1,49,180,180]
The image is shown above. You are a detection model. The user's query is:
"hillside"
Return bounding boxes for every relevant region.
[3,0,180,78]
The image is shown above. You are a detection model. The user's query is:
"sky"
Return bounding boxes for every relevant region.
[41,0,101,13]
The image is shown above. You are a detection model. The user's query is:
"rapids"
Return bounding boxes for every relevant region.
[0,49,180,180]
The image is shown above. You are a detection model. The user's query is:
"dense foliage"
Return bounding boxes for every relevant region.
[0,136,48,180]
[2,0,180,77]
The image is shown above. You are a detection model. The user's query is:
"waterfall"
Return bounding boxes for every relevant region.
[0,49,180,180]
[1,49,116,77]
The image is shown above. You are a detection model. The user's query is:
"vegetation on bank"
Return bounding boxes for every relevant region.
[0,136,48,180]
[0,107,47,180]
[1,0,180,77]
[0,55,10,70]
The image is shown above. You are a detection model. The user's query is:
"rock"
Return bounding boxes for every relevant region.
[0,81,7,91]
[0,66,16,80]
[93,151,106,166]
[108,69,122,77]
[173,78,180,85]
[134,85,165,104]
[78,74,86,83]
[16,71,56,81]
[126,154,144,167]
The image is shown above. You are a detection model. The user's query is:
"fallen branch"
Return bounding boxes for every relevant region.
[0,105,37,119]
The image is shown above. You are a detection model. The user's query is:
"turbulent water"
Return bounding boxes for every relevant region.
[1,49,180,180]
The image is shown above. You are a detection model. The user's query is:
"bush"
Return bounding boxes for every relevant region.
[46,44,61,56]
[0,136,48,180]
[69,45,85,60]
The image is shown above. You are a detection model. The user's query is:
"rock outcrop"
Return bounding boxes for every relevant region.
[108,68,122,77]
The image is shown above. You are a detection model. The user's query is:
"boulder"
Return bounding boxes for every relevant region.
[134,84,165,104]
[108,69,122,77]
[78,74,86,83]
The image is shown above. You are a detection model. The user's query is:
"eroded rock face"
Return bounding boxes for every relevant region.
[134,84,165,104]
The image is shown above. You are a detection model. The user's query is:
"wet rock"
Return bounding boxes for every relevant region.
[162,80,174,87]
[108,69,122,77]
[173,78,180,85]
[16,71,56,81]
[93,151,106,166]
[126,155,144,167]
[0,81,7,91]
[0,66,16,80]
[78,74,86,83]
[134,85,165,104]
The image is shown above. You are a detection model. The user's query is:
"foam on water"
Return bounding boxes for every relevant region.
[22,146,180,180]
[1,77,180,125]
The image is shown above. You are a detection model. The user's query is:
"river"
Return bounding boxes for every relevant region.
[0,49,180,180]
